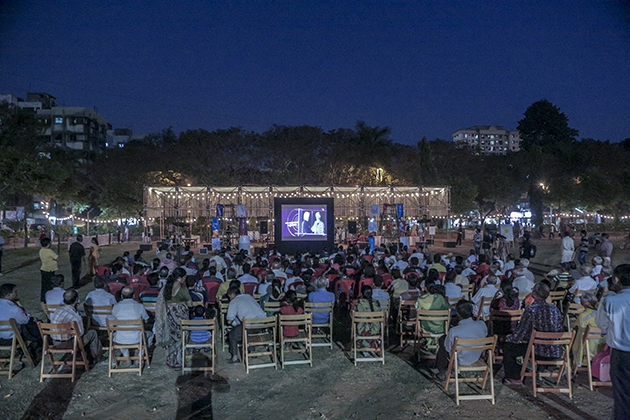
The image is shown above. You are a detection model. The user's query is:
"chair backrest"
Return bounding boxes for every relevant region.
[358,278,374,297]
[453,335,497,353]
[118,274,130,283]
[0,320,14,344]
[106,318,144,336]
[130,283,147,301]
[130,275,149,286]
[262,301,282,314]
[203,281,221,305]
[39,320,82,342]
[143,302,156,315]
[489,309,523,323]
[106,282,125,300]
[381,274,393,288]
[181,318,216,332]
[41,303,64,321]
[530,330,575,347]
[416,309,451,335]
[460,284,474,299]
[352,310,386,324]
[477,296,493,320]
[96,265,111,276]
[288,280,304,290]
[242,316,277,329]
[84,304,114,328]
[549,290,566,303]
[336,279,356,298]
[243,283,257,296]
[278,313,312,328]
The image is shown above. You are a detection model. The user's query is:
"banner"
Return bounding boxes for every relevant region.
[216,204,224,217]
[368,218,378,233]
[499,224,514,241]
[211,217,220,232]
[237,204,246,217]
[371,205,380,216]
[397,203,404,218]
[238,217,248,235]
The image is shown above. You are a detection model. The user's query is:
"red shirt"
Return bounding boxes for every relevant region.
[280,305,304,337]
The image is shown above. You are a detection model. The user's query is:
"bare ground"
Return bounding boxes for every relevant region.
[1,234,627,420]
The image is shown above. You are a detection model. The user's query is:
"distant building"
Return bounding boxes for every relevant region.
[452,125,521,155]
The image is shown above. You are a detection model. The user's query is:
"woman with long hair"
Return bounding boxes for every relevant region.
[88,237,100,275]
[280,290,304,338]
[155,267,191,369]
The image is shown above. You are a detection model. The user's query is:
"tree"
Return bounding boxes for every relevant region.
[517,100,579,228]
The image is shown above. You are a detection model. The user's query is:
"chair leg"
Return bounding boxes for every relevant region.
[454,357,460,405]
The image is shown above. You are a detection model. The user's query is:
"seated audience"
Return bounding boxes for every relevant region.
[45,274,66,305]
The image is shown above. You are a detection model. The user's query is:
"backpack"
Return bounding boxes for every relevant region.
[591,345,612,382]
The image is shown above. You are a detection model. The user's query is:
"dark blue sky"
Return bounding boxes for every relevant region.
[1,1,629,144]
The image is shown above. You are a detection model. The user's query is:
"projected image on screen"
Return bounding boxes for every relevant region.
[281,205,327,241]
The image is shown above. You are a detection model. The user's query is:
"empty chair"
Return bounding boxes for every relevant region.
[444,335,498,405]
[242,316,277,373]
[581,325,611,390]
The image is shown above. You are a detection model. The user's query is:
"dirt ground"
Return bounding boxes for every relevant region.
[0,234,627,420]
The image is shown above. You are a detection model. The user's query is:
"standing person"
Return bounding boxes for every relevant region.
[473,229,482,256]
[561,231,575,264]
[598,233,613,260]
[124,226,129,243]
[68,235,86,288]
[39,237,58,302]
[597,264,630,420]
[155,268,191,369]
[88,237,100,275]
[455,226,463,246]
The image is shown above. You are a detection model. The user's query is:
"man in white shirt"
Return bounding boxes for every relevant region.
[461,260,476,277]
[409,250,424,264]
[570,264,598,296]
[238,263,258,284]
[512,267,534,294]
[391,255,409,272]
[472,275,499,318]
[591,256,603,276]
[111,286,152,356]
[503,254,515,272]
[443,271,462,302]
[45,274,66,305]
[436,300,488,380]
[0,283,42,357]
[520,259,535,283]
[85,276,117,326]
[561,231,575,263]
[226,286,266,363]
[597,264,630,419]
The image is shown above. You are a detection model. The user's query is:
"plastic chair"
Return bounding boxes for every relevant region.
[304,301,334,348]
[0,319,35,379]
[444,335,497,405]
[106,318,150,376]
[37,321,90,382]
[203,281,221,305]
[416,310,451,360]
[582,325,612,390]
[279,313,312,368]
[242,316,277,373]
[520,330,576,398]
[130,283,147,302]
[130,275,149,287]
[357,278,374,297]
[96,265,111,276]
[106,282,125,301]
[335,279,356,302]
[181,319,217,374]
[381,274,393,288]
[351,311,386,365]
[243,283,257,296]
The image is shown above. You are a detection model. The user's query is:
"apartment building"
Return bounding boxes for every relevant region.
[452,125,521,155]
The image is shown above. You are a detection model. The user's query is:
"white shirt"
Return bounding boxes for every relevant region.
[561,236,575,263]
[504,261,515,272]
[257,283,270,296]
[601,289,630,351]
[226,294,266,326]
[284,275,303,292]
[45,287,66,305]
[569,276,598,294]
[409,252,424,263]
[444,283,462,302]
[238,273,258,284]
[513,276,534,294]
[444,318,489,365]
[0,298,30,339]
[472,284,498,318]
[462,267,475,277]
[85,288,117,326]
[111,299,149,344]
[391,260,409,271]
[523,268,535,283]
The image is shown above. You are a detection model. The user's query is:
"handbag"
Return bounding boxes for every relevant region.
[591,344,612,382]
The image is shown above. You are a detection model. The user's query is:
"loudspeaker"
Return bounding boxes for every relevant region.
[139,244,152,251]
[348,221,357,234]
[259,221,268,234]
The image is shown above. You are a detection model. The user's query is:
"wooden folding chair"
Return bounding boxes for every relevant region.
[520,330,576,398]
[106,318,150,376]
[376,299,391,342]
[0,319,35,379]
[218,300,230,352]
[242,316,277,373]
[38,321,90,382]
[261,300,282,315]
[40,303,63,322]
[488,309,523,362]
[279,313,312,368]
[181,319,217,374]
[142,301,156,316]
[565,303,585,331]
[459,284,474,300]
[475,296,493,321]
[351,311,386,365]
[444,335,497,405]
[304,301,334,348]
[582,325,611,390]
[84,303,113,350]
[416,310,451,360]
[397,299,417,348]
[548,290,566,312]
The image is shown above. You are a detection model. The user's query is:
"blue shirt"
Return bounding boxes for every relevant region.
[308,288,335,324]
[602,288,630,351]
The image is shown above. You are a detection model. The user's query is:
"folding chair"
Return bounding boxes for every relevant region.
[242,316,277,373]
[84,304,113,350]
[41,302,63,322]
[218,300,230,351]
[261,300,282,316]
[520,330,576,398]
[38,321,90,382]
[582,325,611,390]
[475,296,493,321]
[460,284,474,300]
[397,299,417,348]
[444,335,497,405]
[279,313,312,368]
[304,301,334,348]
[106,318,150,376]
[142,302,157,317]
[488,309,523,362]
[0,319,35,379]
[565,303,585,331]
[416,310,451,360]
[181,319,217,374]
[351,311,386,365]
[548,290,566,312]
[376,299,391,342]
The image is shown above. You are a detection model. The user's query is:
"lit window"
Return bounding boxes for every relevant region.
[54,117,63,124]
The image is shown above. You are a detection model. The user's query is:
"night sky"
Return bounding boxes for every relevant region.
[1,1,629,144]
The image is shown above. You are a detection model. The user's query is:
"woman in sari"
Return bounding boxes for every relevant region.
[155,267,192,369]
[573,292,605,368]
[88,237,100,275]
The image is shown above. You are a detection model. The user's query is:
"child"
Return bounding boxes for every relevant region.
[578,239,589,265]
[280,290,304,338]
[190,305,216,344]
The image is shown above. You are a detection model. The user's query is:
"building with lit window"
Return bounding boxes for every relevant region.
[452,125,521,155]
